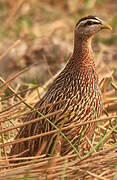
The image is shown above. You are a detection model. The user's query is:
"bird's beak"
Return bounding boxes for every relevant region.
[101,23,112,30]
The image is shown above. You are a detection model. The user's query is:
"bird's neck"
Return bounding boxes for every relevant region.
[72,34,94,65]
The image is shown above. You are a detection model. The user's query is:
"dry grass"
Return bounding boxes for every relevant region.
[0,55,117,179]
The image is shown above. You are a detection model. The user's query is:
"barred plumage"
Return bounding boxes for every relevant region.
[10,16,111,157]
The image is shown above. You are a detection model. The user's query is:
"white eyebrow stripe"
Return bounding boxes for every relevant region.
[95,17,102,22]
[76,18,102,28]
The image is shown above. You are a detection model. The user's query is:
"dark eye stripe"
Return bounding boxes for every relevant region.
[84,21,102,26]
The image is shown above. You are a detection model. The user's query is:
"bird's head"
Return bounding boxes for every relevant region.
[75,15,112,39]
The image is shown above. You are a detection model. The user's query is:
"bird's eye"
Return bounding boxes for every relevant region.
[85,21,93,26]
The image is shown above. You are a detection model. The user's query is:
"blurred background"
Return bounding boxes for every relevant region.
[0,0,116,87]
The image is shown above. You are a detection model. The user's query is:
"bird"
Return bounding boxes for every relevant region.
[10,15,112,158]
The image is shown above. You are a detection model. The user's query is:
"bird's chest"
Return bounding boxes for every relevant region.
[71,66,103,118]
